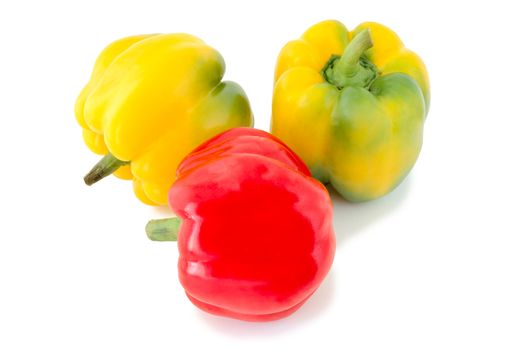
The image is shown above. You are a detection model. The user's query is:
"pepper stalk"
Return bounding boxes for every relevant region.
[83,153,129,186]
[322,29,379,89]
[145,217,181,241]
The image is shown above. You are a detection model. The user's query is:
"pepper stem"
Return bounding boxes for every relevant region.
[145,217,181,241]
[83,153,129,186]
[323,29,379,89]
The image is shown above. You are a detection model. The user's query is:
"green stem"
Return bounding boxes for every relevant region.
[323,29,379,89]
[145,217,181,241]
[83,153,129,186]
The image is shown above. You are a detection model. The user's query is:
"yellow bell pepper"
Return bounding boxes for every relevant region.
[75,33,253,205]
[272,20,429,201]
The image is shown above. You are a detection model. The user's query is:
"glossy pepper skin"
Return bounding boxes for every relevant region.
[146,128,335,322]
[272,20,429,201]
[75,34,253,205]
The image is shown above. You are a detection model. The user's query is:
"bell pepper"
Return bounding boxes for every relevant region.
[145,128,335,322]
[272,20,429,201]
[75,33,253,205]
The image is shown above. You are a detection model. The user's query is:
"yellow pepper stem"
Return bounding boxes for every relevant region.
[83,153,129,186]
[323,29,379,89]
[145,217,181,241]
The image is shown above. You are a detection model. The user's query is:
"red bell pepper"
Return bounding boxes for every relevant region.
[146,128,335,322]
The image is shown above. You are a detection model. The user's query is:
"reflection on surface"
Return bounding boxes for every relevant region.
[197,270,335,336]
[331,176,412,245]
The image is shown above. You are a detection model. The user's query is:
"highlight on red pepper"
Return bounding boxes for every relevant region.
[146,128,336,322]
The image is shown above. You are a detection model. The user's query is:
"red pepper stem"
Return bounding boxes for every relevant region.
[146,217,181,241]
[83,153,129,186]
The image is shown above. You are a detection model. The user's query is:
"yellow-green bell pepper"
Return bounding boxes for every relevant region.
[75,33,253,205]
[272,20,429,201]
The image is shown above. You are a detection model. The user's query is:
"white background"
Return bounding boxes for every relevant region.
[1,0,525,349]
